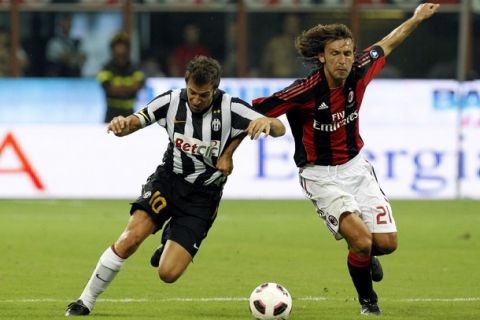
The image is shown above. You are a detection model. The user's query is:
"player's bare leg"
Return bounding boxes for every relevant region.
[340,212,372,257]
[65,210,155,316]
[370,232,398,282]
[157,239,193,283]
[340,212,381,315]
[114,210,157,257]
[372,233,397,255]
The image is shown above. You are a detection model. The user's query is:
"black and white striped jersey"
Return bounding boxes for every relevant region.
[134,88,263,186]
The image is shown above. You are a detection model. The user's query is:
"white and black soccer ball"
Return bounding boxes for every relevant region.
[249,282,292,320]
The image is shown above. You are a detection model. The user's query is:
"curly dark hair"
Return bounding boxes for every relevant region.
[295,23,354,66]
[184,56,222,89]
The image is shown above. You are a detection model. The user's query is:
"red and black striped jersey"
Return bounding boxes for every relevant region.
[253,45,386,167]
[134,89,263,186]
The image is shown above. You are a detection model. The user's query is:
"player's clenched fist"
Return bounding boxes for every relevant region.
[107,115,141,137]
[107,116,131,136]
[413,3,440,21]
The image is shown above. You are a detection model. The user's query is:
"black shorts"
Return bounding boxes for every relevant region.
[131,165,223,257]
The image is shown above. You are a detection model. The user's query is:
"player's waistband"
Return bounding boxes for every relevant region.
[303,153,363,174]
[156,165,224,193]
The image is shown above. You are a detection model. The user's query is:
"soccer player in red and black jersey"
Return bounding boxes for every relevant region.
[252,3,440,316]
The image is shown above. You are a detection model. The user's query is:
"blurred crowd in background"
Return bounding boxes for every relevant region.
[0,0,479,79]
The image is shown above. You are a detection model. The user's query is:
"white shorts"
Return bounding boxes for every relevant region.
[299,154,397,240]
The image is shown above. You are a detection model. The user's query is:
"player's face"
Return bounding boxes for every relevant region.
[319,38,354,87]
[186,80,215,113]
[112,43,129,67]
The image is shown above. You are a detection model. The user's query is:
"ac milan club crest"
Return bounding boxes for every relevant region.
[347,90,354,103]
[327,215,339,226]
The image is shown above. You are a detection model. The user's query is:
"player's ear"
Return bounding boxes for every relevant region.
[319,54,325,64]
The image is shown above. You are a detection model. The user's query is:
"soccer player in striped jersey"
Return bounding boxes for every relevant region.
[252,3,439,316]
[65,56,285,316]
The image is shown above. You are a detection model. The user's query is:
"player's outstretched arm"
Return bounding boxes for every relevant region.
[376,3,440,57]
[107,115,142,137]
[246,117,286,140]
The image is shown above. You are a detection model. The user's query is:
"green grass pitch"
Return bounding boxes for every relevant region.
[1,199,479,319]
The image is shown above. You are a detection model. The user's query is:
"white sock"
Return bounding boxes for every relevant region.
[78,246,125,311]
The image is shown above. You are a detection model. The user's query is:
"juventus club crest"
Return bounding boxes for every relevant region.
[212,118,221,131]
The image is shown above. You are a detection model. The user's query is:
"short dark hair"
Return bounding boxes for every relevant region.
[110,32,130,50]
[185,56,222,89]
[295,23,354,66]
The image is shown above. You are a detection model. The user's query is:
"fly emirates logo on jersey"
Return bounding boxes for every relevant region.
[174,133,220,157]
[313,110,359,132]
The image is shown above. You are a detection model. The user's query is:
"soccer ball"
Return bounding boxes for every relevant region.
[249,282,292,320]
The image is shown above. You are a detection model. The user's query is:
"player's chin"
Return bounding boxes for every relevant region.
[190,105,204,113]
[335,70,349,78]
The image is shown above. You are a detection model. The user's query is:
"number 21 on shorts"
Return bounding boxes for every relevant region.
[375,205,393,225]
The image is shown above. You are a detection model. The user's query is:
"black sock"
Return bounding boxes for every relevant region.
[347,251,376,302]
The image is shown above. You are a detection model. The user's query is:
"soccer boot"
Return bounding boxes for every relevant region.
[65,299,90,316]
[360,301,382,316]
[359,291,381,316]
[150,245,164,267]
[371,256,384,282]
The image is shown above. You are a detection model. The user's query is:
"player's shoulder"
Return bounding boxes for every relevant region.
[147,89,176,106]
[213,89,251,108]
[275,69,322,99]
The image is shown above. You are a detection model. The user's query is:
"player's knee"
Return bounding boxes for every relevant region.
[374,234,398,255]
[378,241,398,254]
[158,268,181,284]
[350,235,373,257]
[358,238,373,256]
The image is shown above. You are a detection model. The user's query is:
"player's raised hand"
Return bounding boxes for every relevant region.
[413,3,440,21]
[246,118,272,140]
[107,116,131,136]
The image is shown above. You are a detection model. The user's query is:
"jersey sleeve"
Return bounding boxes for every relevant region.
[96,66,112,89]
[354,45,386,85]
[134,90,172,128]
[230,97,263,138]
[132,69,146,87]
[252,71,320,117]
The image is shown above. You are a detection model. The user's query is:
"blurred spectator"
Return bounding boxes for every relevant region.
[377,64,402,78]
[260,14,309,78]
[222,20,238,77]
[153,0,230,3]
[245,0,313,6]
[45,14,86,77]
[0,28,29,77]
[74,12,123,77]
[427,60,456,79]
[98,32,145,122]
[355,0,388,4]
[427,60,478,80]
[140,47,165,78]
[166,24,211,76]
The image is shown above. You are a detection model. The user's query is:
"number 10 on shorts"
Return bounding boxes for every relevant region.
[149,191,167,214]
